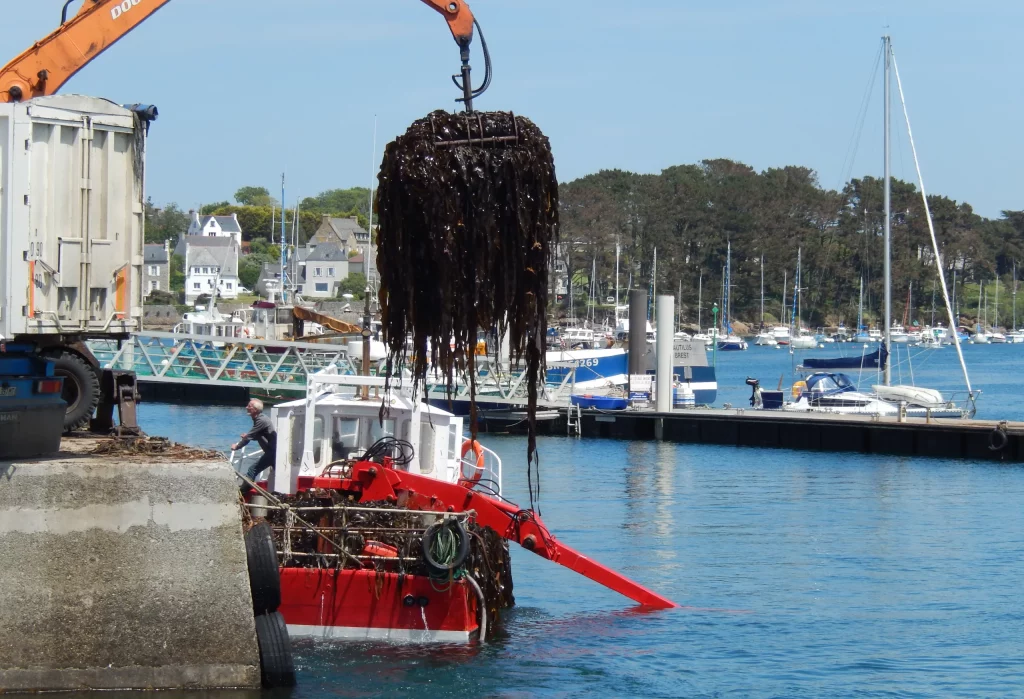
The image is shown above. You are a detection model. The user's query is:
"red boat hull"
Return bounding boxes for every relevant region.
[279,568,479,642]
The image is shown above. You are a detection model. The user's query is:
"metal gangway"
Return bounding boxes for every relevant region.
[424,356,593,410]
[88,331,359,394]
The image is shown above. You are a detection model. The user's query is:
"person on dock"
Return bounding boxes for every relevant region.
[231,399,277,492]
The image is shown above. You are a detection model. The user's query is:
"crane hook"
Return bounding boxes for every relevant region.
[452,19,492,114]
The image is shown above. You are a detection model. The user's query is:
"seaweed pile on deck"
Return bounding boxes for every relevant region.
[262,491,513,635]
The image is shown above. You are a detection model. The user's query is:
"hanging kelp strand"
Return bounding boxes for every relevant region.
[376,110,558,469]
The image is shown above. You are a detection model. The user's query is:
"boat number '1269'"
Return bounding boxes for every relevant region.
[111,0,144,20]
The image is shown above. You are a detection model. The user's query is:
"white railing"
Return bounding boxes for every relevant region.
[462,437,502,497]
[88,331,359,391]
[425,358,581,408]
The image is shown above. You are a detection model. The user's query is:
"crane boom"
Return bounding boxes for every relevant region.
[0,0,475,103]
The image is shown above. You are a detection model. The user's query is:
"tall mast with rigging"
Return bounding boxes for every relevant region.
[883,34,892,386]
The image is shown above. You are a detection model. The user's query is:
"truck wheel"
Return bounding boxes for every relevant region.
[254,612,296,688]
[50,352,100,432]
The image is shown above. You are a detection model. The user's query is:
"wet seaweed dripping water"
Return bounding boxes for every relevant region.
[375,110,558,484]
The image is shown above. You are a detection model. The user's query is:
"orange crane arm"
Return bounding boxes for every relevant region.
[1,0,476,103]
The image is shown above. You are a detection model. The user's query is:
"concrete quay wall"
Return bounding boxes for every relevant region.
[0,447,260,691]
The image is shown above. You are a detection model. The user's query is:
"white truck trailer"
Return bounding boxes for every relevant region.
[0,94,156,431]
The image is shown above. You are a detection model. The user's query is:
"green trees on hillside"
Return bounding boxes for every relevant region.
[558,161,1023,328]
[145,186,370,246]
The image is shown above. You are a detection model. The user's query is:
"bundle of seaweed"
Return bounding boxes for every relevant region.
[376,110,558,470]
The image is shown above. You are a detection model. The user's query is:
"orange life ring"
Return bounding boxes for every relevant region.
[459,439,486,487]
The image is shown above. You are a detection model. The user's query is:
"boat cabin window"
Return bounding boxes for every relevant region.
[312,415,325,464]
[368,418,396,446]
[449,428,459,461]
[806,373,856,394]
[331,418,360,461]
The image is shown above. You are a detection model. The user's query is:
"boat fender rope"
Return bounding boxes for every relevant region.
[989,423,1009,453]
[422,518,470,574]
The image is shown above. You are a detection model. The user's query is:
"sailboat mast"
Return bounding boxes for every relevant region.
[995,275,1000,331]
[725,241,731,334]
[1014,262,1018,331]
[698,272,703,329]
[952,268,957,320]
[931,280,936,326]
[615,241,620,316]
[280,173,287,304]
[858,277,864,335]
[677,279,682,328]
[760,254,765,325]
[653,248,657,323]
[796,247,802,334]
[782,271,787,326]
[883,34,892,386]
[977,280,982,332]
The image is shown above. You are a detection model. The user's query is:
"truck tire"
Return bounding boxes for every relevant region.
[254,612,296,688]
[49,352,100,432]
[245,521,282,614]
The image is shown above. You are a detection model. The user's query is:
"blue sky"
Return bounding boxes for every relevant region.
[3,0,1021,217]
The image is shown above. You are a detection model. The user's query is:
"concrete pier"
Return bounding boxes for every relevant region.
[0,438,260,691]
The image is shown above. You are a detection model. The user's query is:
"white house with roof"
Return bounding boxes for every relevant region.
[187,211,243,246]
[302,243,350,298]
[184,238,241,303]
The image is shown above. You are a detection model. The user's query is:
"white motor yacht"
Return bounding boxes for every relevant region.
[771,326,791,345]
[790,330,818,350]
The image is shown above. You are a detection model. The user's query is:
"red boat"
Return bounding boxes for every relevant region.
[238,374,676,642]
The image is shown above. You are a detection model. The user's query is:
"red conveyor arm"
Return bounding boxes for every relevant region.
[345,463,679,609]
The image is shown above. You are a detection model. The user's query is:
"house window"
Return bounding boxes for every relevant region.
[314,267,323,277]
[327,268,335,277]
[147,265,158,276]
[315,283,329,293]
[149,280,159,291]
[193,282,201,290]
[226,282,233,290]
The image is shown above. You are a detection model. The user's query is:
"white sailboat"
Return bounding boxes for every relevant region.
[867,35,976,417]
[717,242,748,351]
[989,277,1007,342]
[754,255,778,346]
[971,285,990,344]
[789,248,818,350]
[783,37,974,418]
[1009,263,1024,343]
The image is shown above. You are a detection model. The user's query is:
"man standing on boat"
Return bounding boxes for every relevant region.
[231,399,277,492]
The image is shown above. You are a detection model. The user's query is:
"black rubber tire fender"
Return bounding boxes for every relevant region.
[245,521,281,614]
[254,611,296,688]
[421,518,471,574]
[989,426,1009,452]
[46,351,100,432]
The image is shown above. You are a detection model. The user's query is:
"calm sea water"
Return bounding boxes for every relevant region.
[137,344,1024,698]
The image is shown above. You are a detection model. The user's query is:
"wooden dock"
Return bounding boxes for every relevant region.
[490,408,1023,462]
